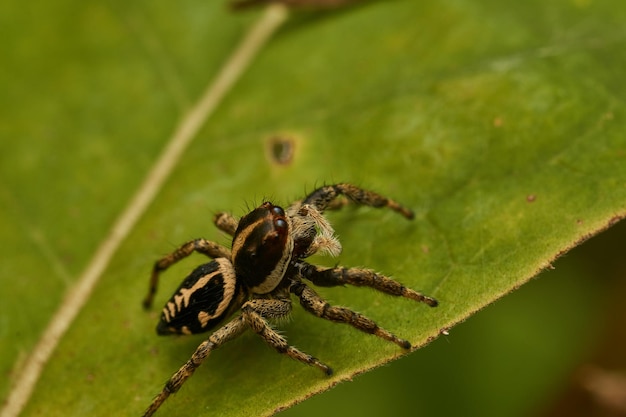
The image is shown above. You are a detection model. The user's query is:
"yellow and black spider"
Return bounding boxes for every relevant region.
[142,183,438,416]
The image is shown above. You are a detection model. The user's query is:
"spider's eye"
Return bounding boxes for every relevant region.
[274,218,287,230]
[271,206,285,217]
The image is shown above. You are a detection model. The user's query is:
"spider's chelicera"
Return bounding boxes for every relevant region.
[142,183,438,416]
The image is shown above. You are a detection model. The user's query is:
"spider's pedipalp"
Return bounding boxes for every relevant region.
[288,203,341,258]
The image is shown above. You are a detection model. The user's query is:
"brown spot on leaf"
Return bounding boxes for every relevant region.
[266,135,296,166]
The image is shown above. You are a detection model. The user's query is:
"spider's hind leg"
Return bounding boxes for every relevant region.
[302,183,414,219]
[143,238,231,309]
[143,316,247,417]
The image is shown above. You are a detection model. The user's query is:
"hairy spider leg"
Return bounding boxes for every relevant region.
[144,297,332,417]
[302,183,415,219]
[143,239,231,309]
[143,183,434,416]
[289,280,412,349]
[296,261,438,307]
[241,298,332,374]
[143,316,247,417]
[214,212,239,236]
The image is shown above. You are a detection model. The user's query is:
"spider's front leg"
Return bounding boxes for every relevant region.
[143,239,231,309]
[143,316,247,417]
[290,280,412,349]
[241,298,333,375]
[302,183,414,219]
[296,261,438,307]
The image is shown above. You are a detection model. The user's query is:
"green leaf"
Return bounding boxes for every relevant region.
[283,220,626,417]
[2,1,626,417]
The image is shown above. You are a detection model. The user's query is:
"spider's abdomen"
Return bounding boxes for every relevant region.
[157,258,241,335]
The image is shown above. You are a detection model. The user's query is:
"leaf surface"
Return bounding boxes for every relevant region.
[1,0,626,416]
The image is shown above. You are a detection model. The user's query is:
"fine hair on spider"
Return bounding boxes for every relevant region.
[141,183,438,417]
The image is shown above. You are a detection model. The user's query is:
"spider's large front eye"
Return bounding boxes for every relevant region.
[274,218,287,230]
[271,206,285,217]
[269,205,288,235]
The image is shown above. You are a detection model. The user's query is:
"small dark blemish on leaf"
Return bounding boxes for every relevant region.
[266,135,296,166]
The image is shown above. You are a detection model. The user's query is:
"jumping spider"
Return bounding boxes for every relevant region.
[142,183,438,416]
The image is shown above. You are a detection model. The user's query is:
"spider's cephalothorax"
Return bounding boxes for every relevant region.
[142,183,438,417]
